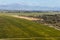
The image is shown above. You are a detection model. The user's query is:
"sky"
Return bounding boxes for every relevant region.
[0,0,60,7]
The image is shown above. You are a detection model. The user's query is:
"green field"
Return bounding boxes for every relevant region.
[1,12,60,16]
[0,14,60,40]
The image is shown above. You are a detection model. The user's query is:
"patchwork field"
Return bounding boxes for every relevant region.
[0,15,60,40]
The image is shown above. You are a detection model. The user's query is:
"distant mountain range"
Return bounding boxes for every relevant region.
[0,3,60,11]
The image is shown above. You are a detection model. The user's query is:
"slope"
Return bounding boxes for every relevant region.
[0,15,60,40]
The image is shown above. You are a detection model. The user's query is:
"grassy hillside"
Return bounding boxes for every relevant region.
[0,15,60,40]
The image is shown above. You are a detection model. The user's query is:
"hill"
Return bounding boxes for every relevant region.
[0,15,60,40]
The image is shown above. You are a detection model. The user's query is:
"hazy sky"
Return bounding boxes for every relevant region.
[0,0,60,7]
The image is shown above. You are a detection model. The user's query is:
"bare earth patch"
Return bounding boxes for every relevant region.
[11,15,41,21]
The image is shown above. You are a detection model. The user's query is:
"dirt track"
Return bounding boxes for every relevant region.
[11,15,41,21]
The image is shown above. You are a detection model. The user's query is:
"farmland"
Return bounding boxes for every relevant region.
[0,13,60,40]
